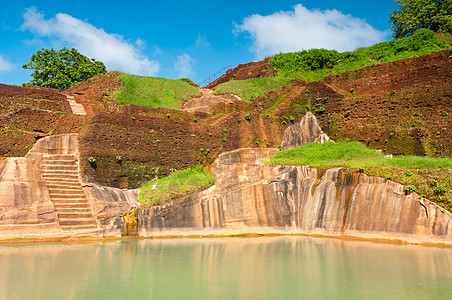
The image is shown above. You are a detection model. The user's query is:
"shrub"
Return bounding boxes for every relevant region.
[245,113,251,121]
[405,185,416,194]
[434,185,447,196]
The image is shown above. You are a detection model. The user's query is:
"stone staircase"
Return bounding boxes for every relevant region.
[41,154,97,231]
[66,95,87,115]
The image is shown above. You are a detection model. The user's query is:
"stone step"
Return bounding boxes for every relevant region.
[50,196,88,203]
[45,182,81,188]
[42,165,78,171]
[41,160,76,166]
[44,178,80,183]
[59,218,97,226]
[46,183,82,189]
[42,170,78,175]
[55,207,92,213]
[58,212,94,219]
[43,154,76,160]
[53,203,91,209]
[42,174,79,180]
[49,189,85,195]
[51,197,88,203]
[60,224,97,231]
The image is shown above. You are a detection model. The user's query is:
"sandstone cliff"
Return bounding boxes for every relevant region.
[0,134,138,238]
[135,148,451,245]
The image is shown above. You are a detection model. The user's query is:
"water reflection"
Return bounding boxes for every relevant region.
[0,237,450,299]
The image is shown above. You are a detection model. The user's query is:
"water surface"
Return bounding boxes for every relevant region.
[0,237,450,299]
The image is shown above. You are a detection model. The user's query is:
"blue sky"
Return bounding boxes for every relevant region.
[0,0,399,86]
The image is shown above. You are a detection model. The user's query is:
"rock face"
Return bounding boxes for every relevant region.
[281,112,331,150]
[0,134,139,238]
[136,148,452,245]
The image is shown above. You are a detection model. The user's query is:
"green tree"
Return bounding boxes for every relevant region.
[23,48,107,90]
[389,0,452,38]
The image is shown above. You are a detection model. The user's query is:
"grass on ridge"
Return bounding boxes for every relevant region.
[138,165,215,206]
[272,29,451,82]
[268,141,452,212]
[268,141,452,169]
[214,77,292,101]
[115,73,201,109]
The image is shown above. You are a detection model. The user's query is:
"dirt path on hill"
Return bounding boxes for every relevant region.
[182,89,241,114]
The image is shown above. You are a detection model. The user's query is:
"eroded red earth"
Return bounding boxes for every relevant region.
[0,50,450,189]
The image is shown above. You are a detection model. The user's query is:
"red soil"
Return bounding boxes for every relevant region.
[206,58,276,89]
[0,50,450,188]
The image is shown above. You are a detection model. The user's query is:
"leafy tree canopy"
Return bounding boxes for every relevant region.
[22,47,107,90]
[389,0,452,38]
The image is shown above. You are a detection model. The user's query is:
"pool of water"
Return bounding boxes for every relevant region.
[0,237,450,299]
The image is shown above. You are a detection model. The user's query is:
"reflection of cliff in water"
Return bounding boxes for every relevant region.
[0,237,451,299]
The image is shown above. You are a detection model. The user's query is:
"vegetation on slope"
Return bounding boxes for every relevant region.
[115,73,201,109]
[213,30,450,100]
[269,141,452,168]
[272,29,451,81]
[215,77,292,101]
[268,141,452,211]
[138,165,215,206]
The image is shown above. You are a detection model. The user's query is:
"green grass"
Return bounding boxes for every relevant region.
[268,141,452,212]
[214,76,292,101]
[115,73,201,109]
[138,165,215,206]
[272,29,451,81]
[268,141,452,168]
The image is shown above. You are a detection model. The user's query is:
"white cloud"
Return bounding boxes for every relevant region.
[195,34,210,47]
[0,55,14,72]
[21,7,159,76]
[174,53,194,78]
[235,4,388,58]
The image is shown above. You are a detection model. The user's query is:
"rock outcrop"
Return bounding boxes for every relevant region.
[134,148,451,245]
[0,134,139,238]
[281,111,331,150]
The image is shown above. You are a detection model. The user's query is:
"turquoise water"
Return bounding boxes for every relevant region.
[0,237,450,299]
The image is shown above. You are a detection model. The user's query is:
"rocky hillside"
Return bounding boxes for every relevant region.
[0,49,450,191]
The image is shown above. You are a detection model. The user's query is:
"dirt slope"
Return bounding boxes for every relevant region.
[0,50,450,189]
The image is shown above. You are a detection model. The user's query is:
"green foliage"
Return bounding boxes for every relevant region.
[268,141,452,169]
[272,48,342,77]
[138,165,215,206]
[405,185,417,194]
[434,185,447,196]
[88,156,96,164]
[271,30,450,81]
[22,48,106,90]
[389,0,452,38]
[115,73,201,109]
[245,113,252,121]
[214,77,292,101]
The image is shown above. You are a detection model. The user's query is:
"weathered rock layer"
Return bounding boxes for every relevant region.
[135,148,451,245]
[0,134,138,238]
